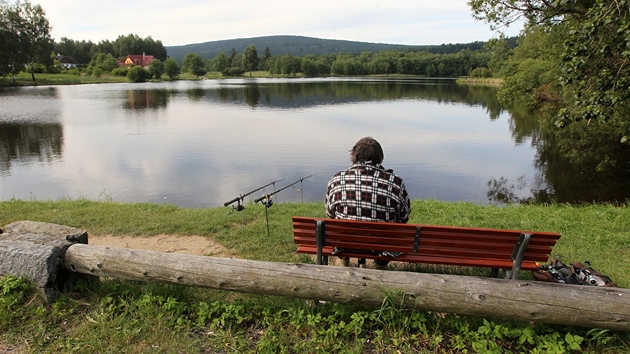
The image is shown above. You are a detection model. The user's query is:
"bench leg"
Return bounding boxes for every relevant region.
[490,268,499,278]
[508,233,532,280]
[316,220,325,265]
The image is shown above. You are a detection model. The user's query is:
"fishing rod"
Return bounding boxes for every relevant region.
[254,174,315,208]
[254,174,316,238]
[224,179,284,213]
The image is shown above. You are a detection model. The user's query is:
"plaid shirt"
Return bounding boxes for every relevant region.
[325,162,411,223]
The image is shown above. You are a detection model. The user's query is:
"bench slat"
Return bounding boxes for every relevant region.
[295,245,540,271]
[293,217,561,278]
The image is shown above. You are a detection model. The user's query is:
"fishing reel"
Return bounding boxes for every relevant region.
[227,200,245,215]
[233,200,245,212]
[259,195,274,208]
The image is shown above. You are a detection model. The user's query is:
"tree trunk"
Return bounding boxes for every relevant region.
[64,244,630,331]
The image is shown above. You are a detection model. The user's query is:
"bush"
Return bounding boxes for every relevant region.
[112,67,129,77]
[127,66,147,82]
[66,68,81,76]
[25,63,46,74]
[221,67,245,76]
[469,67,492,78]
[92,67,103,78]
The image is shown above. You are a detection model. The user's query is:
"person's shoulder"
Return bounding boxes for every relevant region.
[328,169,347,182]
[381,168,406,183]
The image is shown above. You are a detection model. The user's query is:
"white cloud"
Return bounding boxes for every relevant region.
[34,0,522,46]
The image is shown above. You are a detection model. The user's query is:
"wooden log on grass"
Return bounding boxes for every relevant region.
[64,243,630,331]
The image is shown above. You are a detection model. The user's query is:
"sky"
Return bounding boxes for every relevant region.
[32,0,523,47]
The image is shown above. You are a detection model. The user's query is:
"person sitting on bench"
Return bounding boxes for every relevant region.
[325,136,411,267]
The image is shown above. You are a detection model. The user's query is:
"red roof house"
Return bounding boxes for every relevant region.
[121,53,155,67]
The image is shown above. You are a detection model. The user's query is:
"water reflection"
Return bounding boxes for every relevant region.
[0,123,63,176]
[123,89,172,110]
[172,78,506,110]
[120,79,508,113]
[1,78,628,207]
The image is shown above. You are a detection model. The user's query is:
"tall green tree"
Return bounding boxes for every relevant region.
[0,0,53,82]
[112,34,167,60]
[148,58,164,80]
[210,52,230,72]
[229,48,237,66]
[88,52,119,73]
[54,37,96,64]
[181,52,206,77]
[0,3,17,77]
[470,0,630,180]
[259,46,272,70]
[163,57,180,80]
[242,44,258,76]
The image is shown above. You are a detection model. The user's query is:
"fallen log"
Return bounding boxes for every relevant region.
[64,243,630,331]
[2,221,629,331]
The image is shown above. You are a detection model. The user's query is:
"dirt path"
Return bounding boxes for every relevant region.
[88,234,229,257]
[86,234,345,266]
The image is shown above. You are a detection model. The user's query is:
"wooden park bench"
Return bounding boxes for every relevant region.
[292,217,562,280]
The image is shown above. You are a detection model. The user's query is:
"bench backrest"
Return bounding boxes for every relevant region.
[293,216,561,273]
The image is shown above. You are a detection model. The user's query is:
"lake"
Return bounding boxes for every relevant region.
[0,77,548,208]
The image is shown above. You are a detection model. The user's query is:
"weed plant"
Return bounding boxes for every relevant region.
[1,199,629,353]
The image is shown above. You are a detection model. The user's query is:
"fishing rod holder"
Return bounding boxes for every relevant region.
[223,179,284,213]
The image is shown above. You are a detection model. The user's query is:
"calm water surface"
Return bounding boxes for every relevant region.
[0,78,540,208]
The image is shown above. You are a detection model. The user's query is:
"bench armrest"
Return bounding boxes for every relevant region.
[507,233,532,279]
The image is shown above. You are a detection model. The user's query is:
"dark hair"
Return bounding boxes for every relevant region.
[350,137,384,164]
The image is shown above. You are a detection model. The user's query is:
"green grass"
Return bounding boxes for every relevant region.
[1,199,629,353]
[0,72,129,86]
[0,71,298,87]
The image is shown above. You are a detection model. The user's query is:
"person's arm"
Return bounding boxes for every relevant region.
[398,181,411,223]
[325,178,336,219]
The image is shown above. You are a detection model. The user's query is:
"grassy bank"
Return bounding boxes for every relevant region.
[0,71,281,87]
[1,199,629,353]
[456,77,504,86]
[0,72,129,86]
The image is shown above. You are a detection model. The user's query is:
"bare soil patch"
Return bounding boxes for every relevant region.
[88,234,229,257]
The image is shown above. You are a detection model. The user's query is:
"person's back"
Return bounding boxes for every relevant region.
[325,137,411,266]
[326,161,410,223]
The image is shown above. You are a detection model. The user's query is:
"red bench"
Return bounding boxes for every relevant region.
[293,217,561,279]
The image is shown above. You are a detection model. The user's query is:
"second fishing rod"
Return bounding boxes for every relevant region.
[254,174,315,238]
[223,179,284,212]
[254,174,315,208]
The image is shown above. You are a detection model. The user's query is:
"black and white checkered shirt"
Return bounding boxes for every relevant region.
[325,162,411,223]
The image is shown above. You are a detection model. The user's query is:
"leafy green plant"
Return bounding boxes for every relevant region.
[1,200,630,352]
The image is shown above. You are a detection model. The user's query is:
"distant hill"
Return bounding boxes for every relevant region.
[165,35,508,64]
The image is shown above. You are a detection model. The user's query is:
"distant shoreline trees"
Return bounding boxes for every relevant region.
[196,45,495,78]
[2,1,511,82]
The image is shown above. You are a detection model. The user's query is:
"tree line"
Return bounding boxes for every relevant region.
[0,1,499,82]
[1,1,169,82]
[55,33,167,65]
[164,35,516,63]
[471,0,630,202]
[177,45,493,78]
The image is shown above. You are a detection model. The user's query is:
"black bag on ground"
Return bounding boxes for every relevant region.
[532,258,616,287]
[571,261,617,287]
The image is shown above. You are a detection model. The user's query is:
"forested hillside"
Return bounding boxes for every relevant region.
[165,35,511,64]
